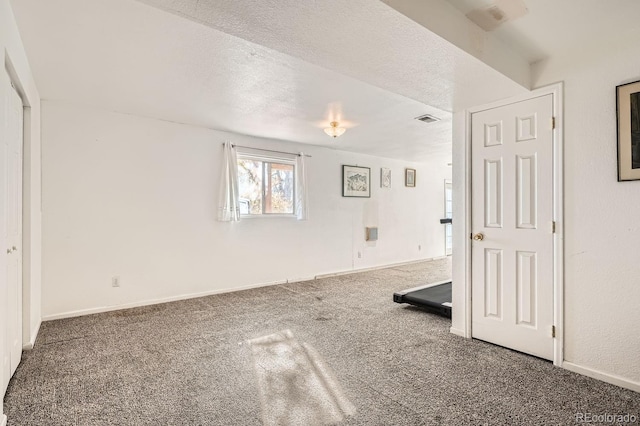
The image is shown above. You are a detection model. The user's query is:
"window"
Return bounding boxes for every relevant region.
[237,154,295,216]
[444,180,453,255]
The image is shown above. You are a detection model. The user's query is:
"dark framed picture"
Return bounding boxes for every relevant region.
[405,168,416,187]
[342,165,371,197]
[616,80,640,181]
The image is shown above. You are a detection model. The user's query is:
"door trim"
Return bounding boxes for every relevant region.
[462,82,564,366]
[4,55,36,352]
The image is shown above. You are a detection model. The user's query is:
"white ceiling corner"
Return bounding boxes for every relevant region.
[444,0,640,64]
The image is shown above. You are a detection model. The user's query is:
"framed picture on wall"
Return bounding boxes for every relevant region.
[342,165,371,197]
[405,168,416,187]
[381,167,391,189]
[617,80,640,181]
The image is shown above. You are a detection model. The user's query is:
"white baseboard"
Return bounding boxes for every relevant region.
[449,327,467,338]
[42,279,288,321]
[315,256,446,279]
[286,276,316,284]
[42,256,447,322]
[22,318,42,350]
[563,361,640,393]
[1,414,7,426]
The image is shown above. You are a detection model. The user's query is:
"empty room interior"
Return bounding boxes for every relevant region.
[2,0,640,424]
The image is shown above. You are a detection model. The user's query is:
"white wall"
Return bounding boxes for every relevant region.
[530,39,640,387]
[0,0,42,419]
[41,101,451,319]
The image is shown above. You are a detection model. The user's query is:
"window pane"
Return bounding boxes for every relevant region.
[238,159,263,214]
[445,182,453,254]
[265,162,294,214]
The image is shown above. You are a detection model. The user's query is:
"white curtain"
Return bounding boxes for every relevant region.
[217,142,241,222]
[295,153,308,220]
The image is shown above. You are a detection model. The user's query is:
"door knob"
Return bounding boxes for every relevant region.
[12,246,16,252]
[472,233,484,241]
[6,248,10,254]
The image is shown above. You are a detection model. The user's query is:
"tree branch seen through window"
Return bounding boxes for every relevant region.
[238,156,295,215]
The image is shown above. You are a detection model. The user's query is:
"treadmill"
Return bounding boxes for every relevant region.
[393,280,452,317]
[393,217,452,317]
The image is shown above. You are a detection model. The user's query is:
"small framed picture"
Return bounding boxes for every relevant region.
[405,168,416,187]
[380,167,391,189]
[342,165,371,197]
[616,80,640,181]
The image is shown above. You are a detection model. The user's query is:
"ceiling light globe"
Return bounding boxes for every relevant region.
[324,121,346,138]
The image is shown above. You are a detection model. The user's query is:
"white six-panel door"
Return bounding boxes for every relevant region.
[471,94,554,360]
[4,78,23,387]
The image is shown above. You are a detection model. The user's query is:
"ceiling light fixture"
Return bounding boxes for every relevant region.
[324,121,346,138]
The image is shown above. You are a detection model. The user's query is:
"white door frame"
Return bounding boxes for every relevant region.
[462,82,564,366]
[3,57,34,352]
[2,49,38,426]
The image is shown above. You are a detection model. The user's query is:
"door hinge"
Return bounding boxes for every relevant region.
[551,221,556,233]
[551,117,556,130]
[551,325,556,338]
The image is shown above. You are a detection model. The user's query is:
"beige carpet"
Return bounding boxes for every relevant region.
[4,258,640,425]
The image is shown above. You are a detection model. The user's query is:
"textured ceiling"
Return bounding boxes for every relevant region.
[135,0,528,112]
[10,0,529,162]
[12,0,639,161]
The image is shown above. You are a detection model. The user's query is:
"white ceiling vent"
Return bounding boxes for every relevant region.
[415,113,440,123]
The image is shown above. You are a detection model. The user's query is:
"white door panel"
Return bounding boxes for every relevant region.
[471,94,554,360]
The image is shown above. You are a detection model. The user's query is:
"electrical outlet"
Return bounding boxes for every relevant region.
[112,276,120,287]
[357,251,362,259]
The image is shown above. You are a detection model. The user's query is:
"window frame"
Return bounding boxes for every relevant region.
[237,152,297,218]
[444,180,453,255]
